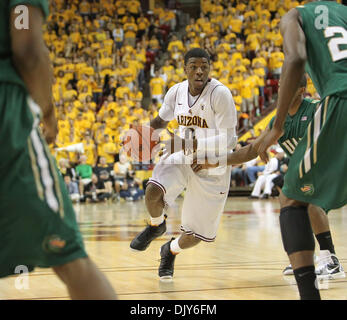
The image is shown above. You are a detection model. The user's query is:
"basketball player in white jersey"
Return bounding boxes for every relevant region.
[130,48,238,281]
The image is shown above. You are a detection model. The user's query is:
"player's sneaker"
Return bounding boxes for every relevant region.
[130,216,167,251]
[159,238,176,281]
[283,264,293,275]
[315,250,345,280]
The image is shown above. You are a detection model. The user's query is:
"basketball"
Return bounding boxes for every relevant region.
[122,125,160,162]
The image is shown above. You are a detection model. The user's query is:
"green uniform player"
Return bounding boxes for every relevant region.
[192,76,345,279]
[280,2,347,211]
[254,1,347,300]
[269,98,320,161]
[0,1,116,298]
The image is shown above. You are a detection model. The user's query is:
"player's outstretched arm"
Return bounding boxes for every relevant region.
[257,8,306,162]
[10,5,57,144]
[191,128,269,172]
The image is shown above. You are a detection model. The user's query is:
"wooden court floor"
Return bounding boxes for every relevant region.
[1,197,347,300]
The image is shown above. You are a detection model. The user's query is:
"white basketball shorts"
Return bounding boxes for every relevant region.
[148,154,231,242]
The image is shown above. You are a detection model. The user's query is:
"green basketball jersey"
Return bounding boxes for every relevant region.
[269,98,320,158]
[0,0,49,88]
[296,2,347,99]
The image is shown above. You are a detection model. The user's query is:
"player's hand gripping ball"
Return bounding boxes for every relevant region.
[122,125,160,162]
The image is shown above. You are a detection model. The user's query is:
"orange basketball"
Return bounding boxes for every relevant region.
[122,125,160,162]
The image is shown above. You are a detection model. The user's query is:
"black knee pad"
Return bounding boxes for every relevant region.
[279,206,315,255]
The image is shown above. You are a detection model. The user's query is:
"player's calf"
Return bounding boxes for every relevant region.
[280,205,320,299]
[130,183,167,251]
[53,257,117,299]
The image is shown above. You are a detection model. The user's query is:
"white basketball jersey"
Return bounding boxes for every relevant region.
[159,78,237,141]
[159,78,237,175]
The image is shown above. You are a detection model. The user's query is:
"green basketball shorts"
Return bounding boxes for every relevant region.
[0,83,87,278]
[282,95,347,211]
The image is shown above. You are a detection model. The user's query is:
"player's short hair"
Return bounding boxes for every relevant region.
[184,48,211,65]
[300,75,307,88]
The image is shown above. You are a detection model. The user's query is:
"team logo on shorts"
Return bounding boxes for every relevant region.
[42,235,66,253]
[300,184,314,196]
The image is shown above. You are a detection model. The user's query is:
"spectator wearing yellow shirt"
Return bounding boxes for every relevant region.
[98,100,111,121]
[219,69,230,87]
[269,46,284,79]
[115,80,131,100]
[232,59,247,75]
[271,12,281,29]
[81,105,95,126]
[162,60,174,78]
[133,101,144,117]
[63,83,78,103]
[150,70,166,105]
[130,85,143,104]
[78,85,92,103]
[256,13,271,31]
[120,60,137,84]
[76,73,90,93]
[52,78,63,103]
[246,28,261,53]
[123,19,138,47]
[66,132,81,164]
[102,134,117,165]
[268,26,283,47]
[103,31,114,56]
[240,72,255,118]
[252,50,268,73]
[231,88,243,113]
[125,107,137,125]
[79,0,90,17]
[186,17,200,36]
[232,70,244,89]
[229,15,243,37]
[82,133,97,167]
[135,10,148,29]
[167,34,184,53]
[226,75,241,93]
[253,62,266,98]
[57,114,71,146]
[65,103,77,122]
[86,96,97,112]
[74,113,90,140]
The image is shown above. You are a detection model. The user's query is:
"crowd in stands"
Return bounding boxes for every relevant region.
[46,0,321,202]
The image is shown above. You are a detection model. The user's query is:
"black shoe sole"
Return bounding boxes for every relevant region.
[130,223,167,251]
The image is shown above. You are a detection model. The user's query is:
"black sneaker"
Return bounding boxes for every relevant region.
[130,216,167,251]
[158,238,176,281]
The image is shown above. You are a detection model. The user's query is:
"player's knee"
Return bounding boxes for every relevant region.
[279,191,304,208]
[279,206,315,255]
[145,183,164,204]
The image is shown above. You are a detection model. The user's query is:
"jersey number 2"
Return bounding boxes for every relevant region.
[324,26,347,62]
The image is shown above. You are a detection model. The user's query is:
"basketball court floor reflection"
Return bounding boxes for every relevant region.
[1,197,346,300]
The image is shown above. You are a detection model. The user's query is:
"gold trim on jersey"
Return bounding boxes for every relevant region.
[299,96,330,177]
[39,130,65,219]
[303,121,312,175]
[177,115,208,128]
[27,137,44,201]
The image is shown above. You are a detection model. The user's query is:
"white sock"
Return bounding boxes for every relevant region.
[150,214,164,226]
[170,237,182,254]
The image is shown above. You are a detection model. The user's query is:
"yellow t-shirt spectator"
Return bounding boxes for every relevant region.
[150,76,165,96]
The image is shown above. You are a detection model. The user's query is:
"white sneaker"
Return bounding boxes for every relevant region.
[283,264,293,275]
[315,250,346,280]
